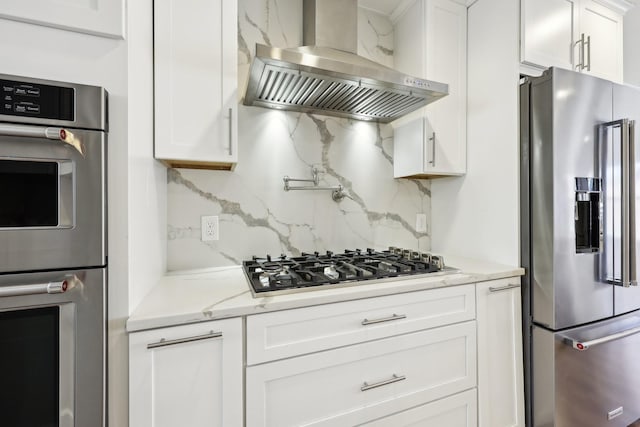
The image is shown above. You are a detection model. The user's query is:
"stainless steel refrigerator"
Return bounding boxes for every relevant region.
[521,67,640,427]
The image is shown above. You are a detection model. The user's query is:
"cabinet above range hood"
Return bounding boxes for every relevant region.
[243,0,448,123]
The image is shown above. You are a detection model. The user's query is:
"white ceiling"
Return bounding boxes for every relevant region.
[358,0,403,16]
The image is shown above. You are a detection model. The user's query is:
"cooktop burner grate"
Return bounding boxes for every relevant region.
[243,247,454,297]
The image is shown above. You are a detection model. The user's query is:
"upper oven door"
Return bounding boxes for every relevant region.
[0,124,106,273]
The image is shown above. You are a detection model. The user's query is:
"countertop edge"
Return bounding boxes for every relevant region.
[126,262,524,333]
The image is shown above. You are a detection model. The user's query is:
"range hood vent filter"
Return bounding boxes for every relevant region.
[251,64,429,122]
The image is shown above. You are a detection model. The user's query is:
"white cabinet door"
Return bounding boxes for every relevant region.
[246,321,477,427]
[154,0,238,170]
[423,0,467,176]
[129,318,243,427]
[476,279,525,427]
[579,0,623,82]
[520,0,625,82]
[0,0,125,38]
[520,0,578,71]
[364,389,477,427]
[393,0,467,178]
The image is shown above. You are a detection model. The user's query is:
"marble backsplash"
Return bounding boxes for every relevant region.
[167,0,431,270]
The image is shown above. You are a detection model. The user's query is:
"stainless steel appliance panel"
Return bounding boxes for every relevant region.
[531,68,614,329]
[0,267,105,427]
[0,127,106,272]
[0,73,108,131]
[532,313,640,427]
[613,83,640,314]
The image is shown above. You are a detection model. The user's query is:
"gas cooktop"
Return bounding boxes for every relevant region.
[243,247,456,297]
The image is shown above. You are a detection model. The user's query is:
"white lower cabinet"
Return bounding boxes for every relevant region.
[128,276,526,427]
[363,389,477,427]
[476,279,525,427]
[245,321,477,427]
[129,318,243,427]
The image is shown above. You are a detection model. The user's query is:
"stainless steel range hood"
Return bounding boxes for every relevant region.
[243,0,448,123]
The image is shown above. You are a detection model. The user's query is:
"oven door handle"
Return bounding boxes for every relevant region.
[0,280,70,298]
[0,123,64,140]
[0,123,85,155]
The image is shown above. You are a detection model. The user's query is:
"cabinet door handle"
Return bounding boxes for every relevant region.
[361,313,407,326]
[584,35,591,72]
[228,107,233,156]
[147,331,222,349]
[488,284,520,293]
[575,33,585,71]
[361,374,406,391]
[429,131,436,166]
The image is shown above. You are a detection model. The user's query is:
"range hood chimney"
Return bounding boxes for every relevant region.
[243,0,448,123]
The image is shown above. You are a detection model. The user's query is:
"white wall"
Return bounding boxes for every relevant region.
[430,0,520,266]
[624,6,640,87]
[127,0,167,319]
[0,5,166,425]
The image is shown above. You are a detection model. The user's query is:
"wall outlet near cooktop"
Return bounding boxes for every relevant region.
[201,215,219,241]
[416,213,427,233]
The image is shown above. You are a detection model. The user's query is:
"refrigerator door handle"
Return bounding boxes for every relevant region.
[629,119,637,286]
[564,324,640,351]
[622,118,632,287]
[601,118,636,287]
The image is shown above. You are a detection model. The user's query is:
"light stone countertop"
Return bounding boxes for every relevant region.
[126,255,524,332]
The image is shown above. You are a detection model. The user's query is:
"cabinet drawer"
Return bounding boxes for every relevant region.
[247,284,475,364]
[246,321,477,427]
[363,389,477,427]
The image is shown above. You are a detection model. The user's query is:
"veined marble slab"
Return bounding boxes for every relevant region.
[127,255,524,332]
[167,0,432,270]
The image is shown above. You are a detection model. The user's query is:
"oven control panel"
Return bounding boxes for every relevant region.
[1,78,74,121]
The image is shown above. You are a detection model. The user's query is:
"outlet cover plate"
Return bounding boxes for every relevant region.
[201,215,219,241]
[416,213,427,233]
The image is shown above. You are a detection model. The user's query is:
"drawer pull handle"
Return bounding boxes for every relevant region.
[147,331,222,349]
[361,313,406,326]
[488,284,520,293]
[361,374,406,392]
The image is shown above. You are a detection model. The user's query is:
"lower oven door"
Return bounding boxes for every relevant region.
[532,311,640,427]
[0,267,105,427]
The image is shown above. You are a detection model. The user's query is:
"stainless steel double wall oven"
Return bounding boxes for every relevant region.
[0,74,108,427]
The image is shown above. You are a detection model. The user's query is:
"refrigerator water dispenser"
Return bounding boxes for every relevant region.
[575,177,603,253]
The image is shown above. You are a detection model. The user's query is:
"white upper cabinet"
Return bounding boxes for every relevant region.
[521,0,628,82]
[154,0,238,170]
[520,0,578,72]
[393,0,467,178]
[579,0,624,82]
[0,0,125,39]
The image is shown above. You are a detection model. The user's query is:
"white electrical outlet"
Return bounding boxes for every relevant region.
[416,213,427,233]
[201,215,219,241]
